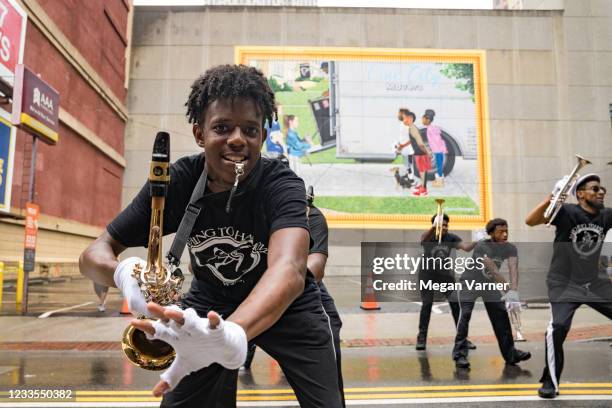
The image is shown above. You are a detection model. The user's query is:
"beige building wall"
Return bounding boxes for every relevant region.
[125,0,612,275]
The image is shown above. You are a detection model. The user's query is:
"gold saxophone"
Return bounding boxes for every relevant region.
[121,132,184,371]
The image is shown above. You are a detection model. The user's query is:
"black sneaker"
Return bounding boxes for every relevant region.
[467,339,477,350]
[416,333,426,351]
[538,379,558,399]
[508,350,531,365]
[455,356,470,369]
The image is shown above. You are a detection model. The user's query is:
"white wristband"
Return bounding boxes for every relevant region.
[114,257,149,317]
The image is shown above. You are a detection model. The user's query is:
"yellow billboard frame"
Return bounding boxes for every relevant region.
[236,46,492,230]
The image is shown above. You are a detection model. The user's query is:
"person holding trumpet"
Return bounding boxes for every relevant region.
[416,203,478,351]
[526,168,612,399]
[452,218,531,369]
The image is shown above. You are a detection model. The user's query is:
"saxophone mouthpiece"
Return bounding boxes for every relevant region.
[233,162,245,187]
[150,132,171,197]
[225,162,245,214]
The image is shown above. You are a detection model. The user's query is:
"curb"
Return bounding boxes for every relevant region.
[1,325,610,351]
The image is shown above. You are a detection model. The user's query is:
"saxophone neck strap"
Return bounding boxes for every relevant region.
[166,165,208,267]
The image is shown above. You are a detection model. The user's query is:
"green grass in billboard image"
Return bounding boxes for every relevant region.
[314,196,479,215]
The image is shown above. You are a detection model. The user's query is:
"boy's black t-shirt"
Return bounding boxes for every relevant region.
[108,154,316,312]
[473,239,518,269]
[550,204,612,284]
[462,239,517,282]
[420,232,462,275]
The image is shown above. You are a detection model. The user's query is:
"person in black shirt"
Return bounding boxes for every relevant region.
[526,173,612,399]
[79,65,342,408]
[452,218,531,369]
[416,213,478,350]
[307,203,346,407]
[242,178,346,407]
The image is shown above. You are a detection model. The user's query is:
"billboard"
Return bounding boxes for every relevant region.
[0,112,15,212]
[0,0,27,86]
[237,47,492,229]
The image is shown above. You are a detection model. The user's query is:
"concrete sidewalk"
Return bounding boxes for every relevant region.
[0,276,610,347]
[0,305,610,347]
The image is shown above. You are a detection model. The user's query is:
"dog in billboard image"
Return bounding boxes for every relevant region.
[390,167,413,189]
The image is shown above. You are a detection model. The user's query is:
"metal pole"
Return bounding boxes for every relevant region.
[28,136,37,202]
[16,261,23,314]
[22,136,38,314]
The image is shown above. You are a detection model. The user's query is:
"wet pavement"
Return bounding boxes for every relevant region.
[0,276,610,406]
[0,342,610,406]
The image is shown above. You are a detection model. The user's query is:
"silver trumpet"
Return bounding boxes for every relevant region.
[509,306,525,342]
[544,155,591,226]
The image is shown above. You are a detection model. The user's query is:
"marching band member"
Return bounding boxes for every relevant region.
[526,173,612,399]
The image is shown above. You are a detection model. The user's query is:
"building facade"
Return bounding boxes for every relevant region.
[0,0,132,279]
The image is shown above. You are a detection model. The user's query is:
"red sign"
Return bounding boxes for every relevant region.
[23,202,39,272]
[12,65,60,144]
[24,202,39,249]
[0,0,26,84]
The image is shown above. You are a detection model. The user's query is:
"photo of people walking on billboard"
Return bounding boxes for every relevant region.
[237,47,492,229]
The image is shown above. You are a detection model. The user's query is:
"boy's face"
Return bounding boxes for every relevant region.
[422,116,431,125]
[491,225,509,243]
[194,97,265,191]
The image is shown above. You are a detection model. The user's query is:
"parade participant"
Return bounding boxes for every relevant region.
[80,65,342,408]
[525,173,612,399]
[395,108,415,186]
[242,177,346,406]
[307,196,345,407]
[416,213,478,350]
[452,218,531,369]
[93,282,109,312]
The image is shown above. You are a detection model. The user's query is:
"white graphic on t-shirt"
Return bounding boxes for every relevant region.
[569,223,604,257]
[188,227,268,285]
[431,244,451,259]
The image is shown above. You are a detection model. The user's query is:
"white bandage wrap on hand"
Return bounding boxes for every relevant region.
[503,290,520,303]
[432,215,443,227]
[552,175,569,196]
[506,301,521,312]
[503,290,521,311]
[150,307,248,390]
[113,257,149,317]
[473,229,488,242]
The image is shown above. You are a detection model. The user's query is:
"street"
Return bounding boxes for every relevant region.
[0,276,610,407]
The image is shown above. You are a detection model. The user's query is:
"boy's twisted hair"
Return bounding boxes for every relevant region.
[186,64,277,127]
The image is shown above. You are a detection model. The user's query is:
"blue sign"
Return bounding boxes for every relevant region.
[0,117,15,212]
